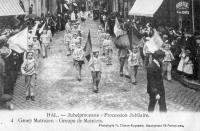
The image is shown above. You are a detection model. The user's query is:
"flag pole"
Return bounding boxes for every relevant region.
[27,27,29,51]
[192,0,195,34]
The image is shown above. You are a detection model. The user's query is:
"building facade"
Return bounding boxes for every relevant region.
[111,0,199,33]
[21,0,58,17]
[157,0,199,33]
[112,0,136,18]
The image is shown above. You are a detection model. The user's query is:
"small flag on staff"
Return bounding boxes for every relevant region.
[114,17,124,37]
[83,30,92,61]
[31,22,40,35]
[39,22,47,34]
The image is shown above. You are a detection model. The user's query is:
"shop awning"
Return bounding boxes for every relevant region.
[0,0,25,16]
[129,0,163,17]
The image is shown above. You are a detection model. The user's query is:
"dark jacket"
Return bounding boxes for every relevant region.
[147,61,165,95]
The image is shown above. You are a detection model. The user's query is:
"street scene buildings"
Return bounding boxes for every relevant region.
[0,0,200,112]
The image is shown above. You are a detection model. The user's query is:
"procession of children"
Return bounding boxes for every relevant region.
[21,26,52,101]
[19,13,195,104]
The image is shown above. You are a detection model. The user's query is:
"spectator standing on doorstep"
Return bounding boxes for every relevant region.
[147,50,167,112]
[89,51,102,93]
[162,43,174,81]
[183,50,193,79]
[128,45,142,85]
[177,47,186,75]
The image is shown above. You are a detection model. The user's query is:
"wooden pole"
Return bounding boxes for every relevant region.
[192,0,195,34]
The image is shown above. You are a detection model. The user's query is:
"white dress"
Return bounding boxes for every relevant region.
[177,53,186,72]
[183,57,193,75]
[71,12,76,21]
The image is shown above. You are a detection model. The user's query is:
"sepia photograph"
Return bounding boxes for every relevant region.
[0,0,200,130]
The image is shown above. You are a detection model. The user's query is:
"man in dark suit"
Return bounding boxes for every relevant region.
[147,50,167,112]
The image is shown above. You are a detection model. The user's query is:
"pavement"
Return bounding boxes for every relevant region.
[7,18,200,111]
[173,71,200,91]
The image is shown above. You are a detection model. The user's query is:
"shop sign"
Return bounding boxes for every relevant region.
[176,1,190,15]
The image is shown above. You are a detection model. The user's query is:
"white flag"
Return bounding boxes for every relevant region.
[8,28,28,53]
[39,22,46,34]
[114,18,124,37]
[31,21,40,35]
[64,4,69,9]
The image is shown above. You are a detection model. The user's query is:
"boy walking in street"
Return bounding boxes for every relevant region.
[32,35,41,60]
[128,46,142,85]
[64,30,72,56]
[71,33,80,54]
[89,50,102,93]
[162,43,174,81]
[24,42,35,61]
[118,48,129,77]
[21,52,37,101]
[40,30,51,58]
[72,41,85,81]
[98,29,106,55]
[103,33,113,65]
[47,26,53,49]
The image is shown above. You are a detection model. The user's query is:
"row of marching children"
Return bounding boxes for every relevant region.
[21,25,53,101]
[64,20,84,82]
[64,20,114,93]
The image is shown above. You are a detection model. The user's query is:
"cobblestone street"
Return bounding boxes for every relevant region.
[10,18,200,111]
